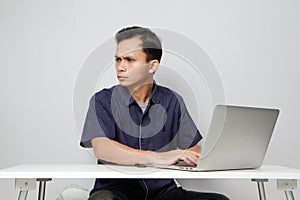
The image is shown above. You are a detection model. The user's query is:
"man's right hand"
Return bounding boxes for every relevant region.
[150,149,200,166]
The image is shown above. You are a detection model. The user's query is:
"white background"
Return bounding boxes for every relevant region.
[0,0,299,199]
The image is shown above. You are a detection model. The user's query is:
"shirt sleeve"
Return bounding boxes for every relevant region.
[80,92,116,148]
[175,94,203,149]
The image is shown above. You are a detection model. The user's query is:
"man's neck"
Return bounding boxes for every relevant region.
[127,82,153,103]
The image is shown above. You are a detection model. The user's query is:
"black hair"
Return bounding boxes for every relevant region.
[115,26,162,62]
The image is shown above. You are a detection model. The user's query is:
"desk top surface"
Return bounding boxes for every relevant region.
[1,164,300,179]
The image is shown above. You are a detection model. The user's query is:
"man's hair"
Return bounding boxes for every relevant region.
[115,26,162,62]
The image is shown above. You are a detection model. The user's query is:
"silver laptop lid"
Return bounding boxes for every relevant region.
[198,105,280,171]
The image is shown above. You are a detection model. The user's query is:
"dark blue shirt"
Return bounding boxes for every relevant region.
[80,83,202,199]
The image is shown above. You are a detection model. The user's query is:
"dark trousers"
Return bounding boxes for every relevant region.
[88,187,230,200]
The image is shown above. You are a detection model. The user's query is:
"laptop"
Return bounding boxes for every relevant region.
[153,105,280,171]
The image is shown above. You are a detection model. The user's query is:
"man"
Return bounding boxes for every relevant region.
[80,26,229,200]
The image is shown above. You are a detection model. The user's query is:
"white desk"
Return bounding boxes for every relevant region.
[0,164,299,200]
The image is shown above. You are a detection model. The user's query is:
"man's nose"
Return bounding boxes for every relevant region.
[116,61,126,72]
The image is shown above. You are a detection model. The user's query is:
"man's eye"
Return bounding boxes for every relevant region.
[115,58,121,62]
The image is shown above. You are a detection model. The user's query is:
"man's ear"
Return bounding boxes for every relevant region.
[149,60,159,74]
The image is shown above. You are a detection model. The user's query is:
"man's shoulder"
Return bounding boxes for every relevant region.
[93,85,131,105]
[155,84,183,100]
[91,85,118,105]
[95,85,116,96]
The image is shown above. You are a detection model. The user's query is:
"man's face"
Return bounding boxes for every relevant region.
[115,37,153,89]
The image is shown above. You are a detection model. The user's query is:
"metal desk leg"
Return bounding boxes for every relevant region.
[36,179,52,200]
[17,190,28,200]
[277,179,297,200]
[285,191,295,200]
[252,179,269,200]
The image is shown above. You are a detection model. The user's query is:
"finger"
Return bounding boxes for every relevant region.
[181,157,197,166]
[184,156,198,165]
[182,152,199,165]
[178,150,200,159]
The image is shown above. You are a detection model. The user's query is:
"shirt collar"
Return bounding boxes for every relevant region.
[149,81,159,104]
[116,81,159,106]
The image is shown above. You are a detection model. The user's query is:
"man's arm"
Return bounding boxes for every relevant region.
[91,137,200,166]
[91,137,152,165]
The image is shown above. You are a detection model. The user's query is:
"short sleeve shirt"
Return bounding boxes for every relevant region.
[80,83,202,151]
[80,83,202,197]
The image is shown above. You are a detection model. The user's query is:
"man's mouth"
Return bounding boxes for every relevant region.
[117,75,128,80]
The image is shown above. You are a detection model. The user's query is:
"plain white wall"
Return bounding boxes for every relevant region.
[1,0,299,199]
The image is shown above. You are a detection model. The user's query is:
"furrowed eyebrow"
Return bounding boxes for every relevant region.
[114,55,135,60]
[124,56,134,60]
